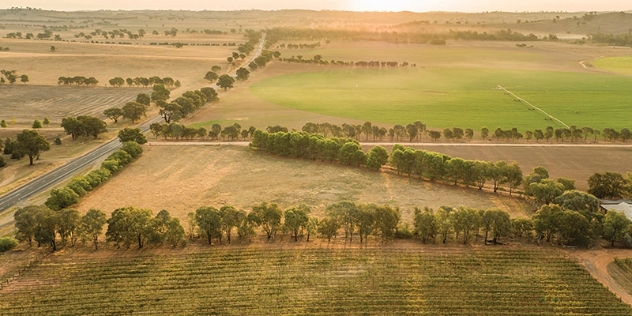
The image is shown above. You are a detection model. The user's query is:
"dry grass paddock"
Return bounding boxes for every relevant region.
[75,145,532,224]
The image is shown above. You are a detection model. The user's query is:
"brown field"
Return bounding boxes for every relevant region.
[0,85,150,125]
[74,145,532,223]
[0,40,238,87]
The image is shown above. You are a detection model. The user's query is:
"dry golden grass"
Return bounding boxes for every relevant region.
[75,145,532,224]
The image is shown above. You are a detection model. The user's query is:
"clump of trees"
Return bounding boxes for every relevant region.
[250,130,389,170]
[156,87,219,123]
[103,91,155,124]
[3,130,51,165]
[108,76,179,88]
[1,70,29,84]
[60,116,107,140]
[57,76,98,86]
[587,171,632,199]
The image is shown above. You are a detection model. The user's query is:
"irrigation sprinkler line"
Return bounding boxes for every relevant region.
[497,85,569,129]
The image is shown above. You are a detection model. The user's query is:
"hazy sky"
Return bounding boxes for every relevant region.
[5,0,631,12]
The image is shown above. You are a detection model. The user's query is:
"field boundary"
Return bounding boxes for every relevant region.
[147,141,632,148]
[497,85,569,129]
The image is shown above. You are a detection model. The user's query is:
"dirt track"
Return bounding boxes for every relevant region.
[569,249,632,305]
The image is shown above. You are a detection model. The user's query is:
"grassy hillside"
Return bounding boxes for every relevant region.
[1,247,630,315]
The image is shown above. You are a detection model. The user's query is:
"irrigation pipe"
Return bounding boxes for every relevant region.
[497,85,569,128]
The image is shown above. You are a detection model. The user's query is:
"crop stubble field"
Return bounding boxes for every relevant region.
[0,85,150,125]
[1,247,631,315]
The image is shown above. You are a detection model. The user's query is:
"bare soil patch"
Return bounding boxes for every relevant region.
[75,145,531,223]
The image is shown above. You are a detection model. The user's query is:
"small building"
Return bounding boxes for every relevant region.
[600,199,632,221]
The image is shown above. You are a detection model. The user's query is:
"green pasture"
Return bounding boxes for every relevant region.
[250,68,632,130]
[594,56,632,76]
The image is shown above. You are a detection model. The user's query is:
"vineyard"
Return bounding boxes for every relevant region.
[1,247,631,315]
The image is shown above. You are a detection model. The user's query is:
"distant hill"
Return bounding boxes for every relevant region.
[505,12,632,36]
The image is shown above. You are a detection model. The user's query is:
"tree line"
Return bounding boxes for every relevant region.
[57,76,99,86]
[589,33,632,46]
[413,200,632,248]
[73,28,147,41]
[12,200,402,252]
[14,194,632,251]
[279,55,415,68]
[276,42,322,49]
[149,122,255,141]
[390,145,523,193]
[44,141,144,214]
[224,30,261,67]
[264,27,552,46]
[250,130,390,170]
[301,121,632,144]
[5,30,60,40]
[107,76,180,88]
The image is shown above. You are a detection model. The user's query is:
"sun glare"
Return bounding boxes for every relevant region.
[349,0,433,12]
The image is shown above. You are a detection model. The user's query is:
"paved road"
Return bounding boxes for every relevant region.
[0,33,269,225]
[230,32,266,78]
[0,115,163,230]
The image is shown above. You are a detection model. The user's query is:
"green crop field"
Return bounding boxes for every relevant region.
[594,56,632,76]
[1,247,630,315]
[250,67,632,131]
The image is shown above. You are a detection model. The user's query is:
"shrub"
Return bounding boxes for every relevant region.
[121,141,143,159]
[0,237,18,252]
[395,224,415,239]
[0,156,6,168]
[101,160,122,173]
[108,150,133,166]
[54,137,62,145]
